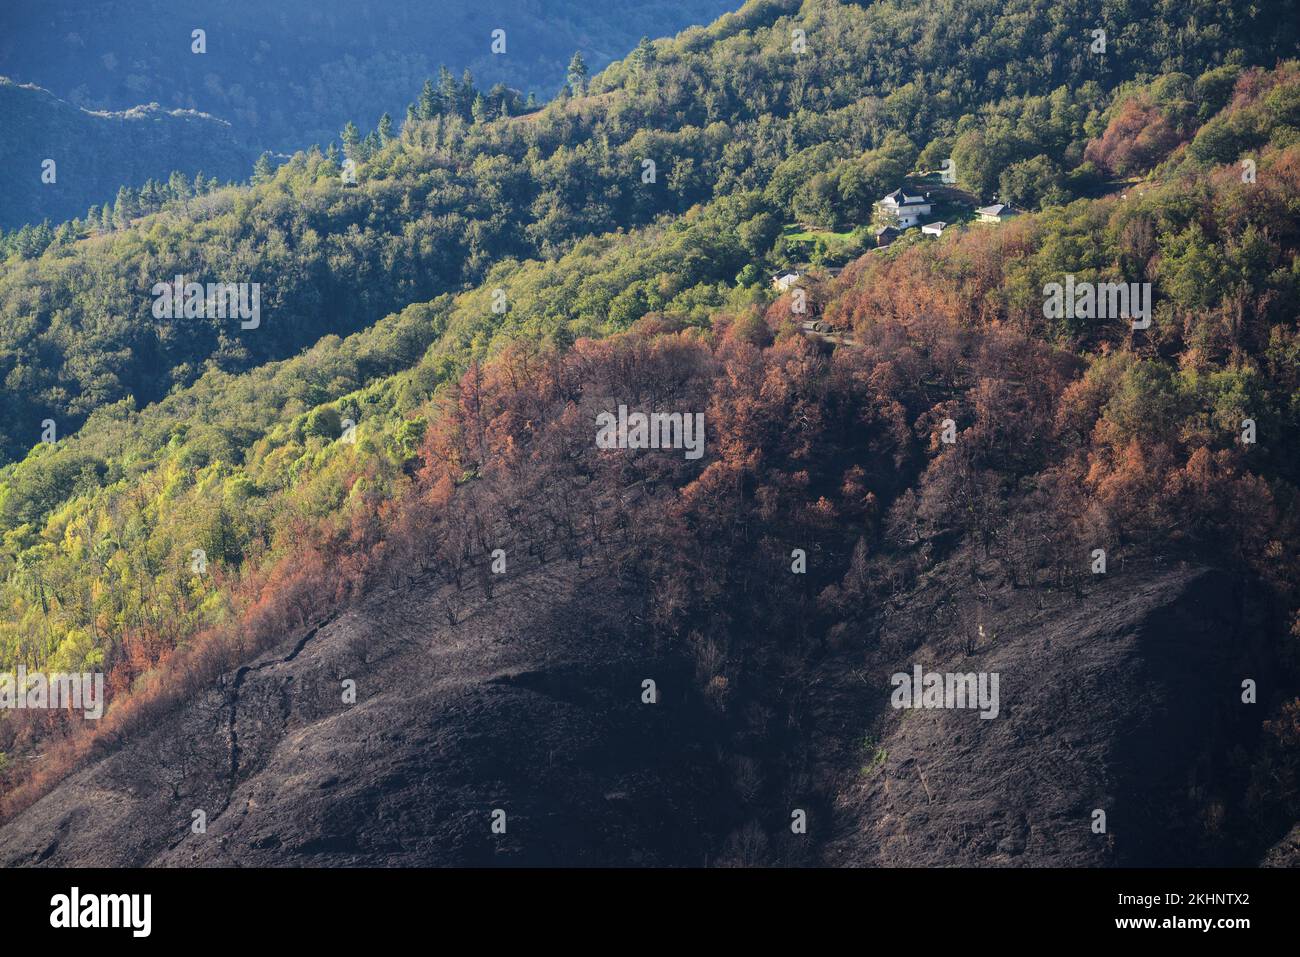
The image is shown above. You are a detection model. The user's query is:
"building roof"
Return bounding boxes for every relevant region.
[976,203,1016,217]
[881,188,928,207]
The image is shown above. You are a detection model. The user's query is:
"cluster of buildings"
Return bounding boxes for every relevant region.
[771,185,1022,290]
[872,187,1018,246]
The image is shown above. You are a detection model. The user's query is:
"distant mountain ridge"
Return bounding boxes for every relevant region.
[0,0,738,149]
[0,77,255,230]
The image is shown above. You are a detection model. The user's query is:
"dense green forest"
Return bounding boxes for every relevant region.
[1,0,1299,839]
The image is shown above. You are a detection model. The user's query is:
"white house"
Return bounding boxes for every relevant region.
[975,203,1018,223]
[876,188,932,228]
[772,272,801,291]
[921,221,948,237]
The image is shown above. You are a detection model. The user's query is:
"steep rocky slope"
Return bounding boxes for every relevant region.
[819,561,1262,866]
[0,558,733,866]
[0,544,1271,866]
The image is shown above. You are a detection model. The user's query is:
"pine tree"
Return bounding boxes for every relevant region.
[471,93,488,125]
[252,151,275,183]
[168,170,191,200]
[631,36,656,72]
[438,65,458,114]
[12,224,32,258]
[112,185,136,229]
[340,121,361,160]
[460,69,475,116]
[567,51,588,96]
[418,78,438,120]
[378,112,394,145]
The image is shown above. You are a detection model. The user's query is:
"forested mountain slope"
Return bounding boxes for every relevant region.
[0,0,1298,866]
[4,0,1295,463]
[0,254,1292,862]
